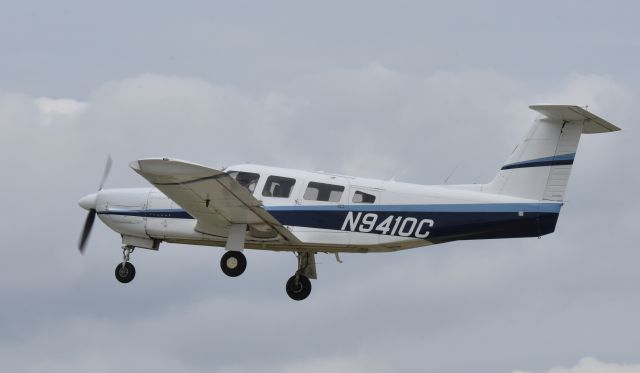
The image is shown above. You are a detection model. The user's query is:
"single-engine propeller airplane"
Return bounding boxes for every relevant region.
[78,105,620,300]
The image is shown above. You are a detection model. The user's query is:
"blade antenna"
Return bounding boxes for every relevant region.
[444,164,459,185]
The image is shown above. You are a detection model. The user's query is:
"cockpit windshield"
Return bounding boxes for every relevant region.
[227,171,260,193]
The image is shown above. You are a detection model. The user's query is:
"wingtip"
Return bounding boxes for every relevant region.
[130,158,175,172]
[130,158,217,179]
[529,104,581,110]
[129,160,141,171]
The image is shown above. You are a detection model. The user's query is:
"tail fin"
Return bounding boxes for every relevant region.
[486,105,620,201]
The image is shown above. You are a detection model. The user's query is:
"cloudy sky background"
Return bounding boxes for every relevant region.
[1,1,639,372]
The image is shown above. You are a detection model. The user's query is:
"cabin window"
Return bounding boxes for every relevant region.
[352,191,376,203]
[227,171,260,193]
[304,182,345,202]
[262,176,296,198]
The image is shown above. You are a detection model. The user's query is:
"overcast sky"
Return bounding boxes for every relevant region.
[1,1,639,372]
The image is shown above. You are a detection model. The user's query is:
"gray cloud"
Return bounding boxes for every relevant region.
[2,1,640,98]
[513,357,640,373]
[1,66,638,373]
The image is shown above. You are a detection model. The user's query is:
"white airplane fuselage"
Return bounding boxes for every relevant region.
[94,163,561,254]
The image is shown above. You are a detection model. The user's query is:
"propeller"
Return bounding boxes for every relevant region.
[78,209,96,254]
[78,156,112,254]
[98,155,112,191]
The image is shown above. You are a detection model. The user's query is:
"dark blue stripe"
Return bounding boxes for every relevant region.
[98,203,562,217]
[267,209,559,240]
[501,153,575,170]
[98,202,562,241]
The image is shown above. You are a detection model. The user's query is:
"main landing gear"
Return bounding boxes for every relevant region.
[115,245,136,283]
[286,252,316,301]
[286,274,312,301]
[218,249,316,301]
[220,224,248,277]
[220,251,247,277]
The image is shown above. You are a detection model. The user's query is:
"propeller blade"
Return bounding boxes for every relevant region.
[98,155,112,191]
[78,209,96,254]
[79,155,110,254]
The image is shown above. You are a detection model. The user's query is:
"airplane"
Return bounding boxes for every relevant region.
[78,105,620,300]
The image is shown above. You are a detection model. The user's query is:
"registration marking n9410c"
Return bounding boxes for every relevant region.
[340,211,434,238]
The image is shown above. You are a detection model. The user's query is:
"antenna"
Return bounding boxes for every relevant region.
[444,165,459,184]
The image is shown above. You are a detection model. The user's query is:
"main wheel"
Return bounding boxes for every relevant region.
[115,262,136,283]
[220,251,247,277]
[286,275,312,301]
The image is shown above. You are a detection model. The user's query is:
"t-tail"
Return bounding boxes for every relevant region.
[486,105,620,201]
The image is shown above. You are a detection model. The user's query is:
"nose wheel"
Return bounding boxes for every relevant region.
[115,245,136,283]
[115,262,136,283]
[220,251,247,277]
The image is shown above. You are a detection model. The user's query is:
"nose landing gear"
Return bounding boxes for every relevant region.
[115,245,136,283]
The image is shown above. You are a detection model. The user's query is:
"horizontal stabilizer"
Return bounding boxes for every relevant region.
[529,105,621,134]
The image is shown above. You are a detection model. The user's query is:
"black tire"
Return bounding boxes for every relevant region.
[220,251,247,277]
[286,275,312,301]
[115,262,136,283]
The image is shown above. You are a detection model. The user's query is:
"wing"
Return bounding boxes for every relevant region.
[130,158,301,245]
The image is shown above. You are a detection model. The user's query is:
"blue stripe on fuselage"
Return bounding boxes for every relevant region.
[98,202,562,241]
[266,203,561,240]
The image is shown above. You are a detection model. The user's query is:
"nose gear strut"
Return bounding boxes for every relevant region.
[115,245,136,283]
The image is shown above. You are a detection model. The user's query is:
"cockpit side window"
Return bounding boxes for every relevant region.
[262,176,296,198]
[227,171,260,193]
[304,182,345,202]
[352,190,376,203]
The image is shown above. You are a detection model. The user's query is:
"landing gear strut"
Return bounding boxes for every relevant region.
[285,251,315,301]
[115,245,136,283]
[220,251,247,277]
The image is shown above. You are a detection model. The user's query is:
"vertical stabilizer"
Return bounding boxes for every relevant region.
[486,105,620,201]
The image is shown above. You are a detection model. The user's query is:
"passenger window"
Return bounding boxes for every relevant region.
[352,191,376,203]
[304,182,345,202]
[262,176,296,198]
[227,171,260,193]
